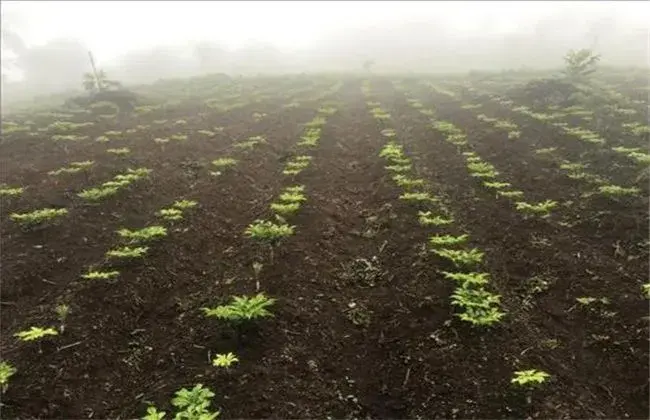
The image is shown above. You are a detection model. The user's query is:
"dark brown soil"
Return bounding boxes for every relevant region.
[1,77,648,419]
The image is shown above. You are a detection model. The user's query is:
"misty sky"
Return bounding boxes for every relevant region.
[3,1,648,63]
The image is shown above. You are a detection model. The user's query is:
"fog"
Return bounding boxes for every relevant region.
[1,1,648,103]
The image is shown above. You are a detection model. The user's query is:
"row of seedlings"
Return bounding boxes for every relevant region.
[2,197,199,394]
[363,86,549,388]
[427,84,644,201]
[396,91,561,220]
[179,105,338,419]
[6,167,152,230]
[456,83,650,180]
[362,93,505,327]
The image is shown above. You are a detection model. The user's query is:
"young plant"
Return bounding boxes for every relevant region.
[451,286,505,326]
[106,246,148,259]
[203,293,276,323]
[270,202,301,216]
[597,185,641,197]
[212,352,239,368]
[0,361,17,393]
[245,220,294,243]
[393,174,425,189]
[157,208,184,221]
[511,369,550,387]
[399,192,434,202]
[441,271,490,286]
[78,186,119,201]
[385,163,412,173]
[14,326,59,341]
[49,160,94,176]
[497,190,525,200]
[212,158,237,169]
[429,234,469,247]
[433,248,484,267]
[173,200,198,209]
[107,147,130,155]
[0,185,23,197]
[10,208,68,227]
[515,200,558,218]
[117,226,168,243]
[81,270,120,280]
[418,211,453,226]
[483,181,511,190]
[143,384,220,420]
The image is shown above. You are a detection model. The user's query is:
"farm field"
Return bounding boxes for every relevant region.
[1,72,648,419]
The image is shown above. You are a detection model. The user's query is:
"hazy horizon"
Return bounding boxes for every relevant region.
[1,0,648,100]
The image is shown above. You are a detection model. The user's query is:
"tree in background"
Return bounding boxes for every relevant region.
[563,49,601,80]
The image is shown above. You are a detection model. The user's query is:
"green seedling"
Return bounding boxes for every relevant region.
[157,208,184,221]
[107,147,130,155]
[270,202,301,215]
[277,191,307,204]
[446,133,468,146]
[81,270,120,280]
[170,134,188,141]
[0,185,23,196]
[212,158,237,169]
[283,185,305,194]
[429,234,469,247]
[10,208,68,227]
[451,286,505,326]
[515,200,558,218]
[78,186,119,201]
[385,164,412,173]
[467,161,499,179]
[15,326,58,341]
[379,143,404,160]
[433,248,484,267]
[432,120,462,135]
[106,246,148,259]
[399,192,434,202]
[494,120,518,131]
[511,369,550,387]
[497,190,525,199]
[0,361,17,392]
[173,199,198,209]
[507,131,521,140]
[233,139,259,150]
[418,211,453,226]
[598,185,641,197]
[203,293,276,323]
[144,384,220,420]
[245,220,295,242]
[48,160,94,176]
[393,174,425,188]
[477,114,497,123]
[441,271,490,286]
[154,137,170,144]
[483,181,511,190]
[576,296,609,306]
[117,226,168,243]
[642,283,650,299]
[212,352,239,368]
[535,147,557,156]
[197,130,215,137]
